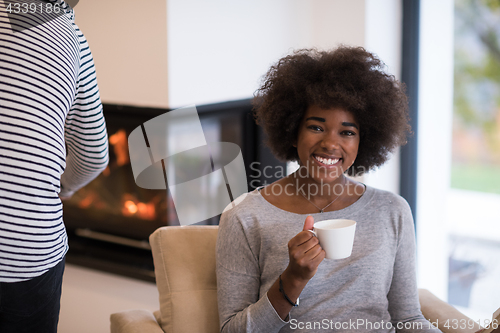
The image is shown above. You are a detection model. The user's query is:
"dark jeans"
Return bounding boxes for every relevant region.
[0,258,65,333]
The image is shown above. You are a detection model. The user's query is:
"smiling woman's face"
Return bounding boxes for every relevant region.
[294,105,360,184]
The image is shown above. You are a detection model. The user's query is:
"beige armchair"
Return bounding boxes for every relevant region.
[110,226,483,333]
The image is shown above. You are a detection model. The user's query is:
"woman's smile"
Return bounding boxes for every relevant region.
[313,154,341,167]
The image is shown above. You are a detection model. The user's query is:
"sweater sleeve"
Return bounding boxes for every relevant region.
[216,209,289,333]
[387,199,442,333]
[59,25,108,198]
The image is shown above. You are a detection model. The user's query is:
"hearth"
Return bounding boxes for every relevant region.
[63,99,284,281]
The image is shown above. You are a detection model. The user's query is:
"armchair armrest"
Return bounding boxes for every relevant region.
[419,289,483,333]
[110,309,164,333]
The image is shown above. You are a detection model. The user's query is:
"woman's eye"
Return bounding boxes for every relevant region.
[342,130,356,136]
[308,125,323,131]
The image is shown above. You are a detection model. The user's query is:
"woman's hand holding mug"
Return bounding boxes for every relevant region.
[285,215,326,282]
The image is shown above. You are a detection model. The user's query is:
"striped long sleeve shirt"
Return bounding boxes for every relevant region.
[0,0,108,282]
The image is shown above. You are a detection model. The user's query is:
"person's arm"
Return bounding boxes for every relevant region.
[387,199,443,332]
[59,27,108,198]
[216,213,324,332]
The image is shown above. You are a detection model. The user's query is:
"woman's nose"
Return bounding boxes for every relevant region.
[320,132,340,150]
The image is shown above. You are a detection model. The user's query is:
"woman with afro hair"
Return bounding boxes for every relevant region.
[216,46,441,333]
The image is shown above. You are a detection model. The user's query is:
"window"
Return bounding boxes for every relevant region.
[447,0,500,319]
[417,0,500,321]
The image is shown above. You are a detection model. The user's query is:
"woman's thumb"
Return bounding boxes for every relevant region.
[303,215,314,231]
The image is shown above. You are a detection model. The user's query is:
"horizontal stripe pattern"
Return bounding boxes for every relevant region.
[0,0,108,282]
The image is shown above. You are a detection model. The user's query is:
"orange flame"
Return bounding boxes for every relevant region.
[109,129,130,166]
[123,200,138,216]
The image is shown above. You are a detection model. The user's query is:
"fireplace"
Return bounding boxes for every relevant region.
[63,99,284,281]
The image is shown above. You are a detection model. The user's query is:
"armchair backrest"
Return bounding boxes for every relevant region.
[150,226,219,333]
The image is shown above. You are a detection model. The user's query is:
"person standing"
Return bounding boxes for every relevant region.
[0,0,108,331]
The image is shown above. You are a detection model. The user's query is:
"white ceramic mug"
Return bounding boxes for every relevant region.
[309,219,356,259]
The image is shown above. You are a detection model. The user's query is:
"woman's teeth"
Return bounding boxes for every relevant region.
[314,155,339,165]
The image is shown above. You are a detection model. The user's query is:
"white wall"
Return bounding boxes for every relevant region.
[75,0,169,108]
[166,0,365,108]
[75,0,368,109]
[363,0,403,194]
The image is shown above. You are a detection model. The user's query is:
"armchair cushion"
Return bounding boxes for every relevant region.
[150,226,219,333]
[419,289,483,333]
[110,309,164,333]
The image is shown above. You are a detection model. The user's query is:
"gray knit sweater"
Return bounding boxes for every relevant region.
[216,185,441,333]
